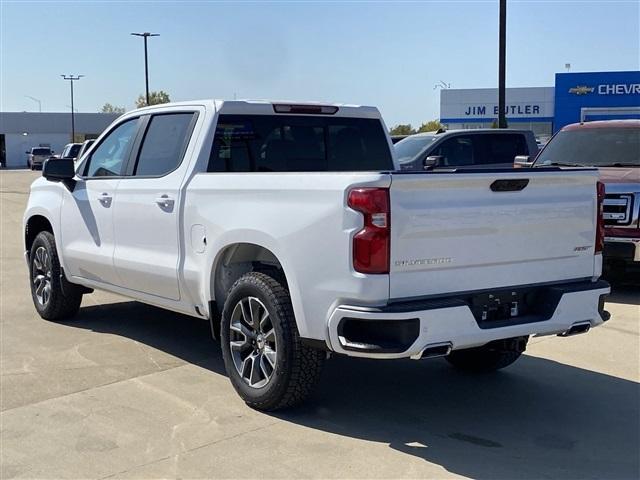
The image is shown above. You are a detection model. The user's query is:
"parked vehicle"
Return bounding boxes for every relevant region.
[75,139,95,162]
[532,120,640,277]
[24,100,609,410]
[26,147,54,170]
[60,143,83,161]
[395,128,538,171]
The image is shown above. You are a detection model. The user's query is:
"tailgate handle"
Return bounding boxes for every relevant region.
[490,178,529,192]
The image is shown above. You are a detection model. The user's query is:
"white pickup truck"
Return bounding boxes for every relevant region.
[24,100,610,410]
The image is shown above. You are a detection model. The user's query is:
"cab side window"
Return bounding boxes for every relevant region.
[434,136,475,166]
[133,113,195,176]
[84,119,139,177]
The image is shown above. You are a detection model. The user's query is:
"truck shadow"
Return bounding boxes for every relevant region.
[74,301,227,376]
[72,301,639,480]
[607,282,640,305]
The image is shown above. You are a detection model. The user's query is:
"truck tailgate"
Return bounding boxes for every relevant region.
[389,169,599,299]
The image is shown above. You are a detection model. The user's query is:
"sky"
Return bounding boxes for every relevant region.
[1,0,638,127]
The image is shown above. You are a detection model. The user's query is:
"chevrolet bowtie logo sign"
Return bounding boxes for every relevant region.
[568,85,595,95]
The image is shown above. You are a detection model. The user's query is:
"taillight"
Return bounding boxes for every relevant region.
[348,188,390,274]
[595,181,605,254]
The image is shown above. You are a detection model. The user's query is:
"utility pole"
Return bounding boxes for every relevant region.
[498,0,507,128]
[61,75,83,142]
[131,32,160,106]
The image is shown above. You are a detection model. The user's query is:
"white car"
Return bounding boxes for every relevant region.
[23,100,610,410]
[26,147,54,170]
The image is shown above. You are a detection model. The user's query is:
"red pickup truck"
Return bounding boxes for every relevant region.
[532,120,640,278]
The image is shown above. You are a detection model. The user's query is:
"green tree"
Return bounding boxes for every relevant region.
[136,91,171,108]
[100,103,125,114]
[389,124,415,136]
[417,119,443,133]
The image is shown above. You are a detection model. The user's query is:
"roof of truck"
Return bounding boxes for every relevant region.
[563,119,640,131]
[134,99,382,119]
[408,128,533,138]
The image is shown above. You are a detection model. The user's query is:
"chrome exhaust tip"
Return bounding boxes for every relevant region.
[411,342,453,360]
[558,321,591,337]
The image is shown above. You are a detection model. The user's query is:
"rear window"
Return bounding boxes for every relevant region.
[32,148,51,156]
[208,114,393,172]
[535,128,640,167]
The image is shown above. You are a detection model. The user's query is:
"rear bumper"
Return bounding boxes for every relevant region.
[604,237,640,263]
[327,280,610,359]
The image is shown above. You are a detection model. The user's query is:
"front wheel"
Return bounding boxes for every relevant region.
[446,336,528,372]
[29,231,84,321]
[220,272,325,410]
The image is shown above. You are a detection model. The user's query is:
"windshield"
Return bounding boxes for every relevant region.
[32,148,51,156]
[535,128,640,167]
[394,134,437,164]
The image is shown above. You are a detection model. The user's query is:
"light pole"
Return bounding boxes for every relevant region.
[25,95,42,112]
[61,75,84,142]
[131,32,160,106]
[498,0,507,128]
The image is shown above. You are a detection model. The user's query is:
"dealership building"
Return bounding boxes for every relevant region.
[0,112,120,168]
[440,70,640,139]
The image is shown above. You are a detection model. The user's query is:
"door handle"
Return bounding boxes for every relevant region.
[155,194,174,209]
[98,192,112,207]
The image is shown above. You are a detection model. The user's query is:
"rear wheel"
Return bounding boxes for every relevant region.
[29,231,83,321]
[446,336,528,372]
[220,272,325,410]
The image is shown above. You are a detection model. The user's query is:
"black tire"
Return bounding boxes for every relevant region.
[446,336,528,373]
[29,231,83,321]
[220,271,325,411]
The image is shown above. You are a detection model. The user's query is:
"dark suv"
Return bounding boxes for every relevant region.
[394,128,539,171]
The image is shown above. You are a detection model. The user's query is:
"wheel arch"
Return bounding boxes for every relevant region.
[208,242,289,338]
[25,214,54,259]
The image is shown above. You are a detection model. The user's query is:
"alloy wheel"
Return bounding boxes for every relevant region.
[32,246,52,306]
[229,296,277,388]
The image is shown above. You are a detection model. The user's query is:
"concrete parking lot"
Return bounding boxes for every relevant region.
[1,170,638,479]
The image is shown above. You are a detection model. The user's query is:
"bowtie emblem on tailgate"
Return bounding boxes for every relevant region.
[490,178,529,192]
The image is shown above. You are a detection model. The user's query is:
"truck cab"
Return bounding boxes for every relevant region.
[394,128,539,171]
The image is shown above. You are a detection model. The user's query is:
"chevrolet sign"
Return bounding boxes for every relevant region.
[568,85,595,95]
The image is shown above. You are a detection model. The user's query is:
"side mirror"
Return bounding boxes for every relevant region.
[25,151,30,154]
[514,155,533,169]
[424,155,443,170]
[43,158,75,182]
